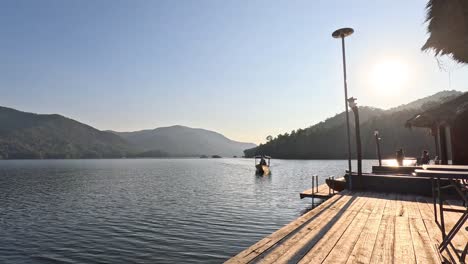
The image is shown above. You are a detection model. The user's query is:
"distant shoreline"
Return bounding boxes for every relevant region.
[0,157,381,161]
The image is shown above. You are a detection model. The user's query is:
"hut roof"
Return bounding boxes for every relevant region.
[406,92,468,128]
[422,0,468,64]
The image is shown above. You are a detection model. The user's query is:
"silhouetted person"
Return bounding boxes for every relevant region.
[396,148,404,166]
[260,157,267,166]
[420,150,430,165]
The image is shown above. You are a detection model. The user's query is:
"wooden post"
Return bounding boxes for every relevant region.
[312,175,314,194]
[439,125,448,165]
[352,106,363,177]
[432,126,440,160]
[311,175,315,207]
[347,98,362,182]
[316,175,318,193]
[451,112,468,165]
[375,131,382,167]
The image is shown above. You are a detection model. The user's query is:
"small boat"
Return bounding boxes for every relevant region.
[255,156,271,175]
[325,178,347,192]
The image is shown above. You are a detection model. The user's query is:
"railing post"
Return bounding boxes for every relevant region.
[311,175,315,207]
[316,175,318,193]
[312,175,315,195]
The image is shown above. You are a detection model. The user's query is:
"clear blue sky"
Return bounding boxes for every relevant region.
[1,0,467,144]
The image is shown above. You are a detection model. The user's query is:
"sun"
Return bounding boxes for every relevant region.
[370,60,409,94]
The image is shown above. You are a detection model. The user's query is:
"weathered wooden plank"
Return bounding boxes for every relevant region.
[227,192,448,264]
[402,195,441,264]
[320,193,385,264]
[401,194,420,219]
[369,215,395,264]
[299,194,372,263]
[394,215,416,263]
[409,216,441,264]
[345,193,388,264]
[256,192,359,264]
[382,192,398,216]
[369,193,398,264]
[225,191,348,264]
[268,194,366,263]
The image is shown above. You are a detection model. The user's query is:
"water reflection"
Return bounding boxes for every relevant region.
[254,174,272,183]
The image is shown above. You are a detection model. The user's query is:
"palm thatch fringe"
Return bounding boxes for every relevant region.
[422,0,468,64]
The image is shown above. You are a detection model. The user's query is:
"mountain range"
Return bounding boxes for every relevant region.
[0,90,462,159]
[244,90,463,159]
[0,106,132,159]
[0,107,255,159]
[111,126,256,157]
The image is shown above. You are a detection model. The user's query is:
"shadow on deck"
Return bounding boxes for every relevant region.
[226,191,467,264]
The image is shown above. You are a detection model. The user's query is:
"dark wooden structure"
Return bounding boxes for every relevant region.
[406,92,468,165]
[345,173,436,196]
[372,165,421,175]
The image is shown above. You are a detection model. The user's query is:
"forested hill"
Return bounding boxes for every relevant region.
[0,106,255,159]
[244,90,462,159]
[0,106,134,159]
[112,125,256,157]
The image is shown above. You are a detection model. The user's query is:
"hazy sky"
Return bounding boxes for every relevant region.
[1,0,467,144]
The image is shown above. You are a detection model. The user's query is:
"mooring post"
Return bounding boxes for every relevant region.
[315,175,318,193]
[311,175,315,207]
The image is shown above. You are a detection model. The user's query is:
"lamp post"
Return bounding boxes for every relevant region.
[348,97,362,178]
[332,27,354,183]
[374,130,382,167]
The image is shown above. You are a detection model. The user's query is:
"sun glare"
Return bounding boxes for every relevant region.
[370,60,409,94]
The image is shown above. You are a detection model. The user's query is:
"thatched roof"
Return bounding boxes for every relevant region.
[422,0,468,64]
[406,92,468,128]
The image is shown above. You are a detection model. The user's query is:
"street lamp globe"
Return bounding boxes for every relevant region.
[332,28,354,38]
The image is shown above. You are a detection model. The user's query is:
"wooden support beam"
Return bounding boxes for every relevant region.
[439,126,448,165]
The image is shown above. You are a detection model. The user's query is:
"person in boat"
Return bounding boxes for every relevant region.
[259,156,267,166]
[396,148,404,166]
[420,150,430,165]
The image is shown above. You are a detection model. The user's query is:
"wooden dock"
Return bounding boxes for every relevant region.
[300,177,344,199]
[226,191,467,263]
[299,182,335,199]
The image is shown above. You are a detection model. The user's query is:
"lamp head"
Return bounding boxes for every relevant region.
[332,28,354,39]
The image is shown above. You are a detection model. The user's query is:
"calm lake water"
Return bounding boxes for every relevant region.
[0,159,375,263]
